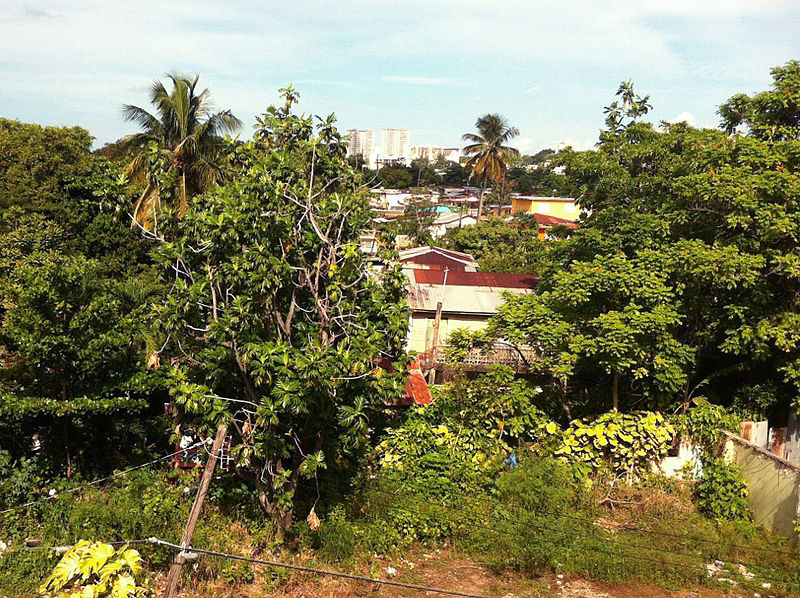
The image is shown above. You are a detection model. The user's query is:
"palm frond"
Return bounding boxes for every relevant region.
[121,105,162,134]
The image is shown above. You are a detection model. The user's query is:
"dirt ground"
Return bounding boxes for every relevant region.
[168,548,784,598]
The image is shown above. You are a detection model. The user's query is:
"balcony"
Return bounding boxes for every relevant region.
[431,343,538,373]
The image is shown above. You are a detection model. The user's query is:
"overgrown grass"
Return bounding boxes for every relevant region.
[3,454,800,597]
[310,454,800,595]
[0,467,267,596]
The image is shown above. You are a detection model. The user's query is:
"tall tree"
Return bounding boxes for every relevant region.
[530,74,800,419]
[122,73,241,229]
[462,114,520,219]
[154,88,409,536]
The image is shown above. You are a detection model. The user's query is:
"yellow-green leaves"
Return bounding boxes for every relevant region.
[39,541,149,598]
[552,411,675,477]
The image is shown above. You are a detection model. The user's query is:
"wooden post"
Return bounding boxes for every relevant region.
[162,423,228,598]
[428,301,443,384]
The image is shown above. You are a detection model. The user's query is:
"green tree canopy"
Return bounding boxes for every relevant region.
[440,214,547,274]
[0,118,94,211]
[154,88,409,535]
[719,60,800,141]
[489,69,800,420]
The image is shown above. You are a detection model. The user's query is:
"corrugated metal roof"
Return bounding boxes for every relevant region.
[413,270,538,289]
[399,247,479,271]
[407,270,537,315]
[533,213,576,226]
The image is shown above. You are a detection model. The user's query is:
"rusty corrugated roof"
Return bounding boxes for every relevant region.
[413,270,538,289]
[533,213,577,226]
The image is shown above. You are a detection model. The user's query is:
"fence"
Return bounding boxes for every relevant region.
[723,431,800,536]
[435,343,538,373]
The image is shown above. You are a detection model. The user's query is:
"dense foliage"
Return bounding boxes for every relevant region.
[0,118,94,211]
[0,127,163,478]
[484,65,800,420]
[440,214,547,273]
[154,88,409,535]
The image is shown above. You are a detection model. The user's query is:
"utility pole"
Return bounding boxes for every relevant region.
[162,423,228,598]
[428,268,448,384]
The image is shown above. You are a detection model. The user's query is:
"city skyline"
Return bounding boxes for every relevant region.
[2,1,797,153]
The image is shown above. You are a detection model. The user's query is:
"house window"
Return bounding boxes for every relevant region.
[565,203,576,213]
[537,202,551,213]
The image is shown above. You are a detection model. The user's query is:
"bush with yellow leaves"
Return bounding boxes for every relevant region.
[39,540,149,598]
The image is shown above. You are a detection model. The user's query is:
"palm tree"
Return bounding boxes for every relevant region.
[122,73,242,228]
[462,114,520,219]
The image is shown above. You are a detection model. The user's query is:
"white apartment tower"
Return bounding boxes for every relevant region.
[347,129,376,162]
[381,128,410,160]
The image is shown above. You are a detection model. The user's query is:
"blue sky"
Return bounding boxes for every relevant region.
[1,1,797,153]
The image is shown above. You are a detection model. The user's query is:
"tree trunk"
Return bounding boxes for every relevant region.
[612,371,619,411]
[252,464,299,540]
[559,377,573,421]
[62,378,71,478]
[477,183,486,220]
[63,420,72,479]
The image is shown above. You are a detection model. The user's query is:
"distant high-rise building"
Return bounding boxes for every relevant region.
[410,145,461,164]
[347,129,376,165]
[381,128,410,160]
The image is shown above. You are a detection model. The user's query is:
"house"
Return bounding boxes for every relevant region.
[532,212,578,239]
[430,212,478,238]
[510,195,580,220]
[399,246,480,272]
[405,269,538,354]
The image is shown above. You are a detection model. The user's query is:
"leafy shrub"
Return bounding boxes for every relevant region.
[220,561,255,585]
[673,397,740,453]
[0,449,42,510]
[39,540,150,598]
[378,366,548,497]
[553,411,674,477]
[695,458,750,521]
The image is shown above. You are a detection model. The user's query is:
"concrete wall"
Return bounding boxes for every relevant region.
[723,432,800,536]
[407,313,487,353]
[510,197,579,219]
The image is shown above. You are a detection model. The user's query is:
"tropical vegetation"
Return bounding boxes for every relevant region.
[2,62,800,597]
[122,73,241,229]
[462,113,520,218]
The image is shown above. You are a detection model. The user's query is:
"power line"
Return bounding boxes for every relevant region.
[149,537,494,598]
[307,470,799,558]
[2,539,153,554]
[0,443,202,516]
[298,475,799,584]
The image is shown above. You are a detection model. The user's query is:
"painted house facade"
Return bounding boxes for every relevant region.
[405,269,538,353]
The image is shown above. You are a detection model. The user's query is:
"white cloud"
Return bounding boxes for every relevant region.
[668,111,696,126]
[0,0,793,146]
[554,138,597,152]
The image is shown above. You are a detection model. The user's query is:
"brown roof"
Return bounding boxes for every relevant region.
[413,269,538,289]
[533,213,578,227]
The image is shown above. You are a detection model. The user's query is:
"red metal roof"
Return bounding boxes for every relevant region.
[373,357,432,406]
[400,247,478,270]
[533,213,578,226]
[413,269,538,289]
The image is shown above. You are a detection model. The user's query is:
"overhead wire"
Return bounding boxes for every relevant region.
[0,443,203,516]
[295,473,799,584]
[148,537,495,598]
